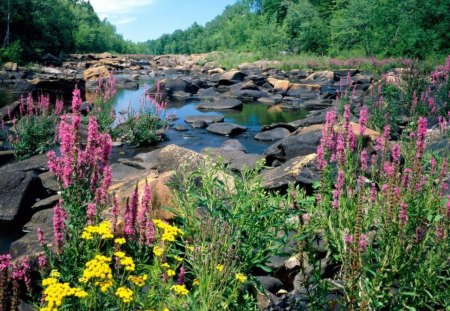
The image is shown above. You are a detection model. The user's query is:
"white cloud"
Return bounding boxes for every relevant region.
[89,0,156,22]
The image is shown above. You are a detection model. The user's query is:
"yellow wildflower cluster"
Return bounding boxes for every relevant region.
[153,219,184,242]
[81,221,114,240]
[114,238,126,245]
[153,245,165,257]
[170,284,189,296]
[128,275,148,287]
[235,273,247,283]
[95,279,114,292]
[115,286,134,303]
[81,255,113,283]
[114,251,136,271]
[216,264,224,272]
[40,277,87,311]
[192,278,200,286]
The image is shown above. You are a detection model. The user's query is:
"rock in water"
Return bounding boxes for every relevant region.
[206,123,247,136]
[255,127,291,141]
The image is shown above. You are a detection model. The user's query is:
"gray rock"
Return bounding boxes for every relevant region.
[184,115,224,125]
[0,101,20,121]
[261,123,296,133]
[218,70,247,85]
[207,123,247,136]
[133,149,161,170]
[255,128,291,142]
[0,150,15,167]
[257,97,277,105]
[300,99,333,110]
[0,169,44,221]
[3,154,49,173]
[256,276,284,294]
[31,194,60,211]
[157,144,204,174]
[197,98,243,110]
[260,154,319,190]
[38,171,59,192]
[197,87,220,100]
[117,158,146,170]
[289,110,328,129]
[172,91,191,99]
[111,163,140,182]
[173,124,189,131]
[202,147,261,171]
[220,139,247,152]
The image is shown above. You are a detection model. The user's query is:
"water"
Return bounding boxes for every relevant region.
[113,81,307,154]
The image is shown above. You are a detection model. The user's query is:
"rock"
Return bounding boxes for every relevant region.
[83,65,110,81]
[41,53,62,67]
[311,229,328,259]
[264,124,323,165]
[184,115,224,125]
[255,128,291,141]
[202,148,262,171]
[300,99,333,110]
[289,110,328,129]
[131,74,140,81]
[12,80,33,94]
[270,78,291,95]
[230,83,268,100]
[197,87,220,100]
[220,139,247,152]
[0,150,15,167]
[31,194,60,211]
[0,101,20,121]
[133,149,162,170]
[115,77,139,90]
[117,158,146,170]
[265,288,309,311]
[164,78,199,95]
[3,154,49,173]
[261,123,296,133]
[3,62,18,71]
[257,97,277,105]
[191,120,207,128]
[173,124,189,131]
[111,163,141,182]
[287,83,321,97]
[260,154,319,190]
[0,169,44,221]
[334,122,381,143]
[256,276,284,295]
[218,70,247,85]
[207,123,247,136]
[304,70,335,84]
[38,171,59,193]
[29,77,85,99]
[334,69,360,77]
[197,98,243,110]
[208,68,224,75]
[172,91,191,99]
[41,67,63,75]
[157,144,205,174]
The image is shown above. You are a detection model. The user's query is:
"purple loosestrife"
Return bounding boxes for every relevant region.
[391,144,401,163]
[145,219,156,246]
[332,170,345,209]
[37,227,45,246]
[399,202,408,226]
[87,203,97,225]
[53,200,66,254]
[178,266,186,285]
[111,195,120,233]
[124,200,135,238]
[360,149,368,171]
[416,117,427,161]
[37,254,47,269]
[359,234,367,251]
[359,106,369,136]
[138,183,152,243]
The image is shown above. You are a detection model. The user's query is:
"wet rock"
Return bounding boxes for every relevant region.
[173,124,189,131]
[117,158,147,170]
[38,171,59,193]
[165,78,199,95]
[83,65,110,81]
[184,115,224,124]
[260,154,319,190]
[202,147,261,171]
[255,128,291,141]
[29,77,85,99]
[230,82,268,100]
[220,139,247,152]
[207,123,247,136]
[191,120,207,128]
[261,123,296,133]
[218,70,247,85]
[133,149,162,170]
[197,87,220,100]
[157,144,204,173]
[287,83,321,97]
[289,110,328,129]
[115,77,139,90]
[172,91,191,99]
[256,276,284,295]
[0,169,44,222]
[300,99,333,110]
[197,98,243,110]
[257,97,277,105]
[264,124,323,165]
[31,194,59,211]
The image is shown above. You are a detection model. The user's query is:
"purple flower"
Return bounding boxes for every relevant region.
[359,106,369,136]
[344,234,353,245]
[178,266,186,285]
[71,89,82,112]
[87,203,97,225]
[399,202,408,226]
[53,200,66,253]
[359,234,367,251]
[37,227,45,246]
[360,149,368,171]
[0,254,11,271]
[416,117,427,160]
[391,144,401,163]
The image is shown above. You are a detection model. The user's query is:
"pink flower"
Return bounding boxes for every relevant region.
[370,183,377,202]
[37,227,45,246]
[359,234,367,250]
[416,117,427,160]
[302,213,311,225]
[178,266,186,285]
[53,200,66,253]
[71,89,82,112]
[391,144,401,163]
[399,202,408,226]
[359,106,369,136]
[383,161,394,177]
[360,149,368,171]
[0,254,11,271]
[87,203,97,225]
[37,254,47,269]
[344,234,353,245]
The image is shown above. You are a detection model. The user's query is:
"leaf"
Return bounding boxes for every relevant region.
[257,264,273,273]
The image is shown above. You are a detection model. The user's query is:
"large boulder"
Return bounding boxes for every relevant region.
[29,77,85,99]
[255,127,291,141]
[268,78,291,95]
[202,147,262,171]
[218,70,247,85]
[0,169,44,222]
[196,98,243,110]
[83,65,110,81]
[260,154,319,190]
[304,71,336,84]
[207,123,247,136]
[157,144,205,174]
[287,83,321,98]
[3,154,49,173]
[265,124,323,166]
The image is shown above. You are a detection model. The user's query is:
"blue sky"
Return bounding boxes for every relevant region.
[89,0,238,42]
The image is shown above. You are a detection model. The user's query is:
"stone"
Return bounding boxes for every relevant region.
[300,99,333,110]
[164,78,199,95]
[311,229,328,259]
[230,83,268,100]
[157,144,205,174]
[29,77,85,99]
[31,194,60,211]
[271,79,291,95]
[220,139,247,152]
[191,120,207,128]
[0,169,44,221]
[41,67,62,75]
[257,97,277,105]
[173,124,189,131]
[304,70,336,84]
[12,80,33,94]
[289,110,328,129]
[218,70,247,85]
[3,62,18,71]
[260,154,319,190]
[261,123,296,133]
[264,124,323,165]
[111,163,141,182]
[334,122,381,143]
[184,115,224,125]
[3,154,49,173]
[208,68,225,75]
[83,65,110,81]
[287,83,321,97]
[0,101,21,121]
[133,149,162,170]
[255,128,291,141]
[172,91,191,99]
[197,87,220,100]
[117,158,147,170]
[38,171,59,193]
[0,150,15,167]
[207,123,247,136]
[202,148,262,171]
[256,276,284,294]
[196,98,243,110]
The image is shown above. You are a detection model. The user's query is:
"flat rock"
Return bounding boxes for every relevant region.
[260,154,319,190]
[289,110,328,129]
[0,169,44,221]
[184,115,224,124]
[31,194,60,211]
[300,99,333,110]
[196,98,243,110]
[133,149,161,170]
[38,171,59,192]
[3,154,48,173]
[173,124,189,131]
[261,123,296,132]
[287,83,321,97]
[197,87,220,100]
[111,163,141,182]
[207,123,247,136]
[255,127,291,141]
[202,148,262,171]
[157,144,204,174]
[218,70,247,85]
[257,97,277,105]
[220,139,247,152]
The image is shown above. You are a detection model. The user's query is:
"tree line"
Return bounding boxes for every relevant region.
[140,0,450,59]
[0,0,137,62]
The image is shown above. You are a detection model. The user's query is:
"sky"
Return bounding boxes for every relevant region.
[89,0,238,43]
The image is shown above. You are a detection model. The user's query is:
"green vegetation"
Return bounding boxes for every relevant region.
[0,0,137,62]
[141,0,450,59]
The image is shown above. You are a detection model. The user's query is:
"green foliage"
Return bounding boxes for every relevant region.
[0,40,23,63]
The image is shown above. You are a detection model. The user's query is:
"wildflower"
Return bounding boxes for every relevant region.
[399,202,408,226]
[53,201,66,253]
[193,278,200,286]
[37,227,45,246]
[216,264,224,272]
[153,246,165,257]
[178,266,186,285]
[359,106,369,136]
[391,144,401,163]
[37,254,47,269]
[359,234,367,251]
[114,252,135,271]
[344,234,353,245]
[167,269,176,277]
[115,286,134,303]
[174,256,183,262]
[128,275,148,287]
[41,278,88,311]
[153,219,184,242]
[235,273,247,283]
[114,238,126,245]
[360,149,368,171]
[416,117,427,160]
[301,213,311,225]
[82,255,113,283]
[82,221,114,240]
[171,284,189,296]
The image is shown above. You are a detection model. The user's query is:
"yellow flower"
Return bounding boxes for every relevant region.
[186,246,194,252]
[128,275,148,287]
[82,255,113,284]
[153,219,184,242]
[114,238,126,245]
[161,263,170,269]
[163,308,170,311]
[171,284,189,296]
[115,286,134,303]
[114,252,135,272]
[174,256,183,262]
[49,270,60,278]
[40,279,88,310]
[153,246,165,257]
[167,269,176,277]
[192,278,200,286]
[216,264,224,272]
[235,273,247,283]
